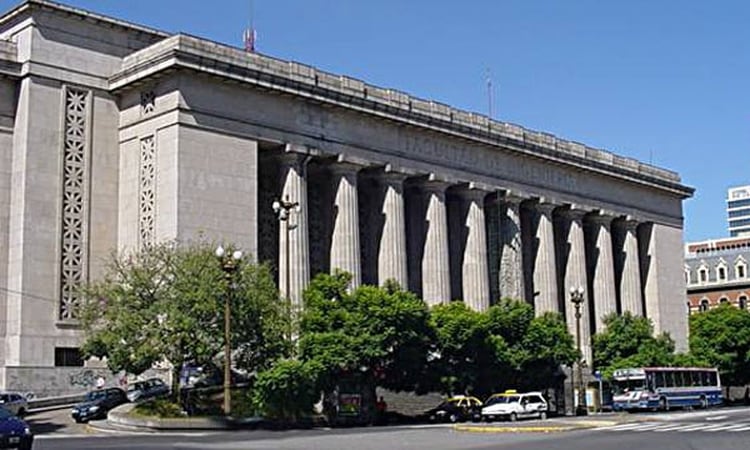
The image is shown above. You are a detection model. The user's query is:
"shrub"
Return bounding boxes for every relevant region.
[131,398,185,418]
[253,359,322,422]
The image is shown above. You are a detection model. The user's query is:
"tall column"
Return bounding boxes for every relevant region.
[619,219,643,316]
[561,207,592,366]
[499,193,525,302]
[586,213,617,332]
[330,162,362,289]
[532,202,559,315]
[278,151,311,310]
[460,188,490,311]
[378,170,409,288]
[422,181,451,306]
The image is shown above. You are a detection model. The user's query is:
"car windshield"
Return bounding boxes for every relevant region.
[85,390,108,401]
[612,379,647,395]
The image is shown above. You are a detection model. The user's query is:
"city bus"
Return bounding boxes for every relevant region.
[611,367,723,412]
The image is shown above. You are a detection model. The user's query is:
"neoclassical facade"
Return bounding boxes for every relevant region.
[0,1,692,395]
[685,237,750,313]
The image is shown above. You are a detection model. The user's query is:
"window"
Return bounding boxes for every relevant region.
[739,296,748,309]
[699,268,708,283]
[717,266,727,281]
[736,259,747,279]
[55,347,84,367]
[720,297,729,304]
[685,268,691,284]
[700,299,709,312]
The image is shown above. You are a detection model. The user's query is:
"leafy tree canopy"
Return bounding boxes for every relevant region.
[689,304,750,387]
[80,241,290,387]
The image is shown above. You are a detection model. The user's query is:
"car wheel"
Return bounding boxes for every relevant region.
[509,412,517,422]
[659,397,668,412]
[484,416,494,423]
[540,411,547,420]
[449,413,459,423]
[74,418,84,424]
[699,396,708,409]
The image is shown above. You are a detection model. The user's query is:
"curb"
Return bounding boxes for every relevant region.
[453,420,620,434]
[106,403,264,431]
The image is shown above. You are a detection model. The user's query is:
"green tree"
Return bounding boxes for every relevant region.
[689,303,750,388]
[592,312,678,378]
[253,359,323,422]
[297,272,433,419]
[80,241,290,394]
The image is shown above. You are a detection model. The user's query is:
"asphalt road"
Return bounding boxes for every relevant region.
[28,406,750,450]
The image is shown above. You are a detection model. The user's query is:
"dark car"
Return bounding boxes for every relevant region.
[71,387,128,423]
[0,407,33,450]
[127,378,170,403]
[426,396,483,423]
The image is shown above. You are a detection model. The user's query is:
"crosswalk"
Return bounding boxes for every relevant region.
[599,421,750,433]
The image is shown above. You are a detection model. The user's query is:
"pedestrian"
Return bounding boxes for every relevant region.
[375,396,387,425]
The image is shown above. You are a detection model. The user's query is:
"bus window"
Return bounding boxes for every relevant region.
[691,371,701,386]
[708,371,717,387]
[655,371,665,388]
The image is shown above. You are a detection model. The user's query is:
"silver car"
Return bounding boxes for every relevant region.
[126,378,170,403]
[0,393,28,417]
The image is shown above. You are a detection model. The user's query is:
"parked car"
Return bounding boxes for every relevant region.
[0,393,28,417]
[71,387,128,423]
[426,395,483,423]
[481,390,548,422]
[0,407,33,450]
[127,378,170,403]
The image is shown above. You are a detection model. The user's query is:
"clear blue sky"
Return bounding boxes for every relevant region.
[4,0,748,242]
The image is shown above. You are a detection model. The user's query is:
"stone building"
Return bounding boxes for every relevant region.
[685,237,750,313]
[0,0,692,396]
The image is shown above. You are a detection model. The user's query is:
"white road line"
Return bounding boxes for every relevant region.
[728,425,750,432]
[697,423,732,432]
[603,423,655,431]
[675,424,712,432]
[651,424,692,432]
[716,424,750,432]
[705,415,728,421]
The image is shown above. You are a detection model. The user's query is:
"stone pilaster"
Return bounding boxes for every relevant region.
[458,187,490,311]
[499,193,525,302]
[378,169,409,289]
[619,219,643,316]
[586,212,617,332]
[422,180,451,306]
[278,150,310,311]
[560,207,592,366]
[330,162,362,289]
[532,202,559,315]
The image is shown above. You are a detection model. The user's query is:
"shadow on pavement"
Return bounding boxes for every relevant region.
[25,415,70,435]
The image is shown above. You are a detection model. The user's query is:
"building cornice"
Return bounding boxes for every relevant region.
[110,34,693,199]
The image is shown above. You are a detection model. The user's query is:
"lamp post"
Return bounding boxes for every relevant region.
[272,197,300,336]
[215,245,243,416]
[570,286,588,416]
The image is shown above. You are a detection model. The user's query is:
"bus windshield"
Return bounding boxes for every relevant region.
[612,378,647,395]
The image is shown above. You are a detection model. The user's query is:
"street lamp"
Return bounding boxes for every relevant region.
[570,286,588,416]
[215,245,243,417]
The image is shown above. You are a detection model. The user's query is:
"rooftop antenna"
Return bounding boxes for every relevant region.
[243,0,256,52]
[486,67,494,119]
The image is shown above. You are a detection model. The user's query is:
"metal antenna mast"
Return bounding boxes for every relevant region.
[243,0,256,52]
[486,68,494,119]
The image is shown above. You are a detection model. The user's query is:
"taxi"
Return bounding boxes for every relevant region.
[426,395,483,423]
[481,390,549,422]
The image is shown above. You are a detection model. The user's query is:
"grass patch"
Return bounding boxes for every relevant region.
[131,398,186,418]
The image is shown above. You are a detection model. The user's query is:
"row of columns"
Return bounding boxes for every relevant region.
[274,148,648,365]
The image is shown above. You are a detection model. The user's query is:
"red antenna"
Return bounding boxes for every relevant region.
[243,0,256,52]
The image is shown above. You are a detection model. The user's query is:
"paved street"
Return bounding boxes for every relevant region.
[24,406,750,449]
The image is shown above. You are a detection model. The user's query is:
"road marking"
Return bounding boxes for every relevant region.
[728,425,750,432]
[705,415,727,421]
[651,424,691,432]
[675,424,711,432]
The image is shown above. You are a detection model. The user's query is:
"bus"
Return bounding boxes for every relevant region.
[611,367,723,412]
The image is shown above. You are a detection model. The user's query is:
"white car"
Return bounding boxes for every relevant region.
[0,392,28,417]
[481,391,548,422]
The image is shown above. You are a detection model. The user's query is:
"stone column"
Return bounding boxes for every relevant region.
[587,213,617,333]
[460,187,490,311]
[499,193,525,302]
[619,219,643,316]
[278,151,311,310]
[532,202,559,315]
[330,162,362,289]
[378,170,409,288]
[422,181,451,306]
[561,207,592,366]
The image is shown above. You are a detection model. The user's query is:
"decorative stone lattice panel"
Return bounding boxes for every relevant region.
[139,136,156,248]
[140,90,155,115]
[59,87,90,321]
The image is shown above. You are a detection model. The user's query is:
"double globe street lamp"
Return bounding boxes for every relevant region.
[215,245,243,416]
[570,286,588,416]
